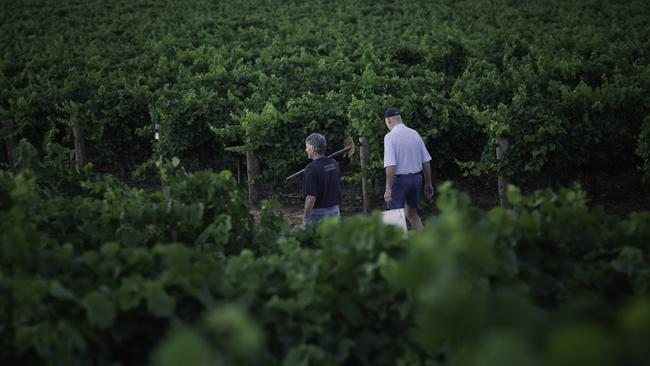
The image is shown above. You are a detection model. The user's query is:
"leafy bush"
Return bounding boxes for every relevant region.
[2,0,647,189]
[3,168,648,365]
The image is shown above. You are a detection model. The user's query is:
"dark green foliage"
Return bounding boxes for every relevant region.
[1,155,649,364]
[1,0,648,187]
[2,0,650,364]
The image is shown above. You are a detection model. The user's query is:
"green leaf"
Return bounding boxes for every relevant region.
[116,276,143,311]
[49,280,77,302]
[611,247,645,275]
[153,329,211,366]
[82,291,116,329]
[146,282,176,318]
[100,241,120,257]
[171,157,180,168]
[283,345,330,366]
[206,305,264,358]
[195,215,232,246]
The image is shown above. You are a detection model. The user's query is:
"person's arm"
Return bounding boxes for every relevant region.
[418,136,434,199]
[385,165,396,203]
[384,135,397,203]
[422,161,434,199]
[303,195,317,225]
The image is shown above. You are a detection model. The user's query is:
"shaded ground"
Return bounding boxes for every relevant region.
[124,161,649,229]
[249,171,649,229]
[250,174,502,229]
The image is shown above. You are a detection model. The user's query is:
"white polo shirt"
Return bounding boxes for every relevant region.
[383,123,432,174]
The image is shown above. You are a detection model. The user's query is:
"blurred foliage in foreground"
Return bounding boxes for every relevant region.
[1,143,649,365]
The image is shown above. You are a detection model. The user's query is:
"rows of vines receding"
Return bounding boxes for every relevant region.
[1,0,649,189]
[2,2,650,363]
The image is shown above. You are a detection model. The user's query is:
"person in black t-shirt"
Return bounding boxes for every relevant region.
[303,133,342,225]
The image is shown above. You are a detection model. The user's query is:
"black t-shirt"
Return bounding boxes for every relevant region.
[303,157,342,208]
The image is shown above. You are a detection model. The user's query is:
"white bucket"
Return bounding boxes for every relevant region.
[381,208,408,234]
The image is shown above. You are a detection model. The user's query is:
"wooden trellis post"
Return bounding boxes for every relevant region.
[72,126,86,167]
[246,150,260,209]
[2,119,16,170]
[237,155,242,184]
[155,123,165,187]
[496,137,511,209]
[359,137,371,214]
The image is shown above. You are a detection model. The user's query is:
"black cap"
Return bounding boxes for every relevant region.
[383,107,400,119]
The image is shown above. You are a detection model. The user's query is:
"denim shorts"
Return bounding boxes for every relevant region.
[387,173,422,209]
[309,205,341,223]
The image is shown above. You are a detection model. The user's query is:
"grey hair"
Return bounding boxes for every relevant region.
[305,133,326,154]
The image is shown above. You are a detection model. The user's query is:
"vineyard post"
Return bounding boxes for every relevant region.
[2,119,16,170]
[359,137,371,214]
[155,123,164,187]
[246,150,260,209]
[237,156,242,184]
[72,126,86,167]
[496,137,511,208]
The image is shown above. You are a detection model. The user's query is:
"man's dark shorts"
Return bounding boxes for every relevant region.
[387,173,422,209]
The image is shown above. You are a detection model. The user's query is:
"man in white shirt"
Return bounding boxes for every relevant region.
[383,107,434,230]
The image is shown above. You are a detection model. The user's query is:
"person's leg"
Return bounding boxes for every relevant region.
[404,175,424,230]
[309,207,328,224]
[404,203,423,230]
[328,205,341,218]
[310,206,341,223]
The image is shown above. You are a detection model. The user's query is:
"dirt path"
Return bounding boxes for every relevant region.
[249,176,508,230]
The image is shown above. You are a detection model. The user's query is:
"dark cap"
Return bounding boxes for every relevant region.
[383,107,401,119]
